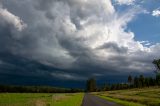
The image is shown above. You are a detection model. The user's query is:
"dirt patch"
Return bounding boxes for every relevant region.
[52,95,69,102]
[34,99,46,106]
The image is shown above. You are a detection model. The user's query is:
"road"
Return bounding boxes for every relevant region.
[82,94,121,106]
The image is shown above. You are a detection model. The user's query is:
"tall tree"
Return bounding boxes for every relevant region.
[153,59,160,85]
[153,59,160,73]
[156,74,160,85]
[145,77,150,87]
[134,76,139,88]
[86,78,97,92]
[128,75,132,85]
[139,75,145,87]
[149,77,155,86]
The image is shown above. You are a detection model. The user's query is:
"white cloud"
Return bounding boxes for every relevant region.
[152,9,160,17]
[0,5,27,31]
[115,0,135,5]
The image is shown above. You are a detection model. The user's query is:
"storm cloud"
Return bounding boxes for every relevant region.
[0,0,159,86]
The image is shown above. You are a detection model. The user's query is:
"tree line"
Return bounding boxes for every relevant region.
[86,59,160,92]
[86,74,160,92]
[0,85,83,93]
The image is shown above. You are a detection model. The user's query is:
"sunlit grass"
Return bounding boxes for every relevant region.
[0,93,84,106]
[52,93,84,106]
[96,87,160,106]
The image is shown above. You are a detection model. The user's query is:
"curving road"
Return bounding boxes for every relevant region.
[82,94,121,106]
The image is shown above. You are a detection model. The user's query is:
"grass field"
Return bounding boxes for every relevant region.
[96,86,160,106]
[0,93,84,106]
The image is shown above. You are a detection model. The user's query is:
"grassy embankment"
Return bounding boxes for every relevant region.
[0,93,84,106]
[96,86,160,106]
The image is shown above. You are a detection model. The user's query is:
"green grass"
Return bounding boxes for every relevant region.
[96,86,160,106]
[52,93,84,106]
[0,93,84,106]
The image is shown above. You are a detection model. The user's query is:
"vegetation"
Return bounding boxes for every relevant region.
[52,93,84,106]
[96,87,160,106]
[0,85,83,93]
[98,95,145,106]
[0,93,84,106]
[86,78,97,92]
[86,75,158,91]
[128,75,133,85]
[152,59,160,73]
[85,59,160,91]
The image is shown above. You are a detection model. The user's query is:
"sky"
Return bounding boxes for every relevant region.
[0,0,160,88]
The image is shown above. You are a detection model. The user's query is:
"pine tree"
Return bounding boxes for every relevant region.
[86,78,97,92]
[128,75,132,85]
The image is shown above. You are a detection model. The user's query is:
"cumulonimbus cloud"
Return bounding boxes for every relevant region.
[0,0,160,81]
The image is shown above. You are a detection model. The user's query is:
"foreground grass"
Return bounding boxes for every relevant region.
[52,93,84,106]
[0,93,84,106]
[96,86,160,106]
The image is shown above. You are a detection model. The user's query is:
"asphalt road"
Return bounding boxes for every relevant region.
[82,94,122,106]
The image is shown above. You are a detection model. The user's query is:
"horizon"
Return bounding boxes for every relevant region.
[0,0,160,88]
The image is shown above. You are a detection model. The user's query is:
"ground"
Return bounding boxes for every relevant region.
[1,87,160,106]
[82,94,121,106]
[96,86,160,106]
[0,93,84,106]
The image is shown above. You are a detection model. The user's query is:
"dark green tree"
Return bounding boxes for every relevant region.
[156,74,160,85]
[153,59,160,86]
[101,83,110,91]
[139,75,145,87]
[153,59,160,72]
[145,77,150,87]
[149,77,155,86]
[128,75,132,85]
[134,76,139,88]
[86,78,97,92]
[111,84,116,90]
